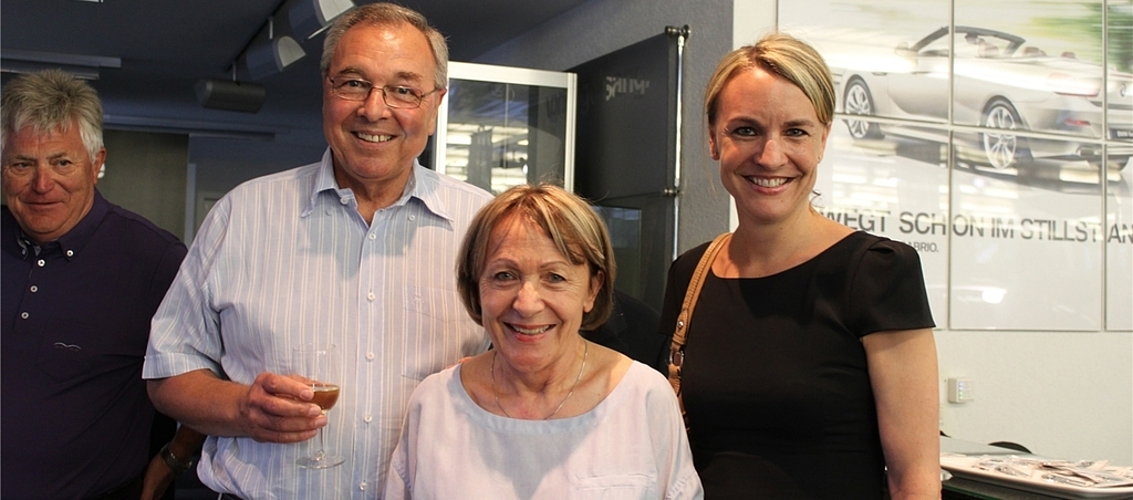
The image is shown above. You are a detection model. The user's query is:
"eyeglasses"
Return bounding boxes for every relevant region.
[327,77,440,109]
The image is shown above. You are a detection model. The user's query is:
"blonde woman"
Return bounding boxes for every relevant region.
[660,33,940,499]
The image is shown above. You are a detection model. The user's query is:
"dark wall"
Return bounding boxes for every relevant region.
[99,130,189,240]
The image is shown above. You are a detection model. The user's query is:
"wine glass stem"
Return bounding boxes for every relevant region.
[316,412,328,459]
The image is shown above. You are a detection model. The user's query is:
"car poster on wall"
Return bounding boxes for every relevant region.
[1109,145,1133,330]
[812,125,952,329]
[949,132,1105,330]
[780,0,1132,331]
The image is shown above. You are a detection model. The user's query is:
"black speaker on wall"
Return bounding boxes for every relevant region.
[194,79,266,113]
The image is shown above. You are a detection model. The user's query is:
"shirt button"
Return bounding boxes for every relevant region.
[359,481,367,491]
[29,285,38,293]
[20,312,29,319]
[363,414,373,423]
[366,352,375,361]
[340,196,350,205]
[366,292,375,301]
[408,215,415,221]
[37,259,45,267]
[368,233,376,240]
[65,250,74,257]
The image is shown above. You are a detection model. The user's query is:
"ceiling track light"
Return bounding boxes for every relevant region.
[193,0,352,113]
[243,17,307,81]
[195,78,267,114]
[288,0,355,40]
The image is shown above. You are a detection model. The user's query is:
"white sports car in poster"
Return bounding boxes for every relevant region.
[836,25,1132,171]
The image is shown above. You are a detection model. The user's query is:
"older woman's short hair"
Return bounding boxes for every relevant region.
[1,69,104,163]
[457,184,616,331]
[705,32,835,127]
[320,2,449,91]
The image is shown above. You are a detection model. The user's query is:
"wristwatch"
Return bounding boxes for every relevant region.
[160,442,196,475]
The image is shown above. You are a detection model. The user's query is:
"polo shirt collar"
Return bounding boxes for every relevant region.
[27,190,109,260]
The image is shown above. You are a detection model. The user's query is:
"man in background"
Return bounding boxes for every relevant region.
[144,3,493,498]
[1,69,204,500]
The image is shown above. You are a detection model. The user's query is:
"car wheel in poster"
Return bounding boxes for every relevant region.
[843,78,883,139]
[980,99,1029,170]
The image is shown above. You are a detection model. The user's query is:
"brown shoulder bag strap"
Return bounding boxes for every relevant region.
[668,232,731,416]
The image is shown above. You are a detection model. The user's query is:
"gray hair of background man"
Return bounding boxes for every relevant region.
[1,69,104,163]
[319,2,450,90]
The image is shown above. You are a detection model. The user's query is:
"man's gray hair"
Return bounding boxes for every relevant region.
[1,69,104,162]
[320,2,449,90]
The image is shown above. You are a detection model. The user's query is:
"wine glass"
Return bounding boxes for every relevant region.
[294,342,344,469]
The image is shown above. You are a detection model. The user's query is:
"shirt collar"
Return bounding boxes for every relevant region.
[37,190,110,260]
[410,161,455,223]
[304,148,456,223]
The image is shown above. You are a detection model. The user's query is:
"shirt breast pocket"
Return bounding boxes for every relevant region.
[403,285,465,321]
[400,285,479,381]
[572,474,658,499]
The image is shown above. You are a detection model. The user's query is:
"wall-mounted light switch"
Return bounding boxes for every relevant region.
[947,377,975,404]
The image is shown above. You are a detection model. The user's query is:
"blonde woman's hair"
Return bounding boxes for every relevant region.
[705,32,835,127]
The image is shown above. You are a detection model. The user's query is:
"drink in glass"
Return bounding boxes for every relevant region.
[294,342,345,469]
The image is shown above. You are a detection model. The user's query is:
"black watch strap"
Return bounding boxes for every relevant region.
[160,442,196,475]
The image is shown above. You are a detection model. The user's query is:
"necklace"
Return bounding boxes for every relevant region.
[491,341,588,420]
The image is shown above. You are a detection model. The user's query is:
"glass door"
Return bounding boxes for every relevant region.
[434,62,577,194]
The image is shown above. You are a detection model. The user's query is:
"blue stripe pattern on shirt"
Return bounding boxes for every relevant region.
[145,150,493,499]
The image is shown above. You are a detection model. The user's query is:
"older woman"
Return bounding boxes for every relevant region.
[660,33,940,499]
[385,184,702,500]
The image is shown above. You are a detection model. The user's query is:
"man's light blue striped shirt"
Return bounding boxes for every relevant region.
[145,150,493,499]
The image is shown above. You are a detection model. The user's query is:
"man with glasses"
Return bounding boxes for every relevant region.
[144,4,492,498]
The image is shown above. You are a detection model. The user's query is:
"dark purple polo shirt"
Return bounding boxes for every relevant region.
[2,191,187,499]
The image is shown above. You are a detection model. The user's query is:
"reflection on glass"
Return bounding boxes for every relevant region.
[953,129,1127,187]
[591,206,643,298]
[443,79,568,194]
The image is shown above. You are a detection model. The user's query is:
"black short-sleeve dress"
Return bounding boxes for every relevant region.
[659,231,935,499]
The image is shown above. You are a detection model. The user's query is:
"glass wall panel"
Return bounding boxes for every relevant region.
[950,131,1104,330]
[441,81,568,194]
[1106,0,1133,147]
[954,0,1108,139]
[781,0,952,126]
[783,0,953,325]
[1107,144,1133,330]
[1106,1,1133,330]
[435,62,576,195]
[817,120,952,325]
[780,0,1129,330]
